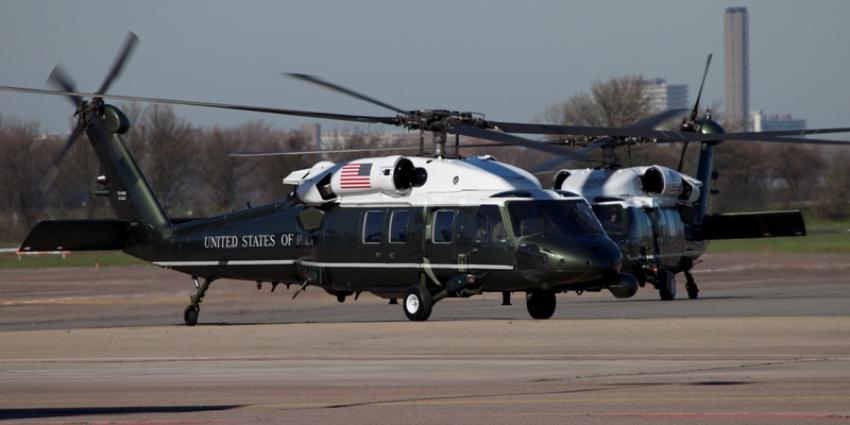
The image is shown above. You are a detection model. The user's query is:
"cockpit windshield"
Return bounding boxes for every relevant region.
[507,200,605,238]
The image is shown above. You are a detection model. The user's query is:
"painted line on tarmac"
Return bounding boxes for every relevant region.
[2,355,848,363]
[248,394,850,410]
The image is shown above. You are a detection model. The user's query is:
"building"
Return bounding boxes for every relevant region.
[750,111,807,132]
[724,7,750,130]
[644,79,689,113]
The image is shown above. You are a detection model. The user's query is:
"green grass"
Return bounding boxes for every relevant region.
[708,220,850,253]
[0,251,145,269]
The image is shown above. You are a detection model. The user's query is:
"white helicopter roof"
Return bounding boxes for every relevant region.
[284,155,581,207]
[558,165,702,208]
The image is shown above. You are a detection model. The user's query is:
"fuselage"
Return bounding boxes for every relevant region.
[142,156,624,298]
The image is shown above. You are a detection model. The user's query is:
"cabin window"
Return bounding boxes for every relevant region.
[474,205,507,243]
[432,210,456,244]
[389,210,410,243]
[362,210,384,244]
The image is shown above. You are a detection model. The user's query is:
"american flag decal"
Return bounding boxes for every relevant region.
[340,162,372,189]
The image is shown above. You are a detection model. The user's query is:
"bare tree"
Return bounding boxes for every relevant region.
[0,118,49,239]
[124,103,195,215]
[544,75,650,128]
[768,144,825,209]
[815,151,850,219]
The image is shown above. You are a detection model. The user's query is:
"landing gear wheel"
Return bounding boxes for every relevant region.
[183,304,200,326]
[403,286,433,321]
[526,290,556,319]
[658,271,676,301]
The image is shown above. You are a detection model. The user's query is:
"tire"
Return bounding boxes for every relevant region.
[658,271,676,301]
[526,289,556,319]
[183,304,199,326]
[403,286,433,321]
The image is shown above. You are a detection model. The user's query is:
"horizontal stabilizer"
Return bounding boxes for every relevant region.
[19,219,132,252]
[702,210,806,240]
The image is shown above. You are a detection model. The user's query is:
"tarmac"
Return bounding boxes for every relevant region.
[1,252,849,424]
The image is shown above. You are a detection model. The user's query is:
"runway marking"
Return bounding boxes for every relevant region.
[2,355,848,363]
[0,293,186,306]
[521,412,850,420]
[248,394,850,410]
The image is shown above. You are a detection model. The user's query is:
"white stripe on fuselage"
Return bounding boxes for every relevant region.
[152,259,513,271]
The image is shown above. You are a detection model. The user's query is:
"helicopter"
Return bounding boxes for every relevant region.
[531,55,850,300]
[3,34,850,324]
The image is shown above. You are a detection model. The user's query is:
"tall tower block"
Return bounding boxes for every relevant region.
[724,7,749,130]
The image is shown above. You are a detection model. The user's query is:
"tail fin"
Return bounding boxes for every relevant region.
[87,106,171,232]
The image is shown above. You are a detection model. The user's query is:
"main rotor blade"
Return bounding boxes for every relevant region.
[530,153,597,174]
[690,53,712,122]
[231,146,421,157]
[721,127,850,137]
[230,142,526,157]
[285,73,407,114]
[46,64,83,108]
[38,122,84,194]
[490,120,850,145]
[451,123,588,160]
[97,32,138,96]
[630,109,688,129]
[0,85,401,125]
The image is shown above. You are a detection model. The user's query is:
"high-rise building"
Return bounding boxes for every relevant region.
[644,79,689,113]
[750,111,807,132]
[724,7,749,130]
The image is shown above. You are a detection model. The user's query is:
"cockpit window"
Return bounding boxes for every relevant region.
[593,204,626,238]
[474,205,508,243]
[507,200,605,238]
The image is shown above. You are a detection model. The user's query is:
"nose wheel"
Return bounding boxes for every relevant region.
[657,270,676,300]
[526,289,556,319]
[183,304,200,326]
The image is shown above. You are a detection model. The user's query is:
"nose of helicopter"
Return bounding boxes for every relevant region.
[522,236,623,283]
[564,236,623,274]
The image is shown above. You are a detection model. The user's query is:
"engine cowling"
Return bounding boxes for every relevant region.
[639,166,701,203]
[331,155,421,195]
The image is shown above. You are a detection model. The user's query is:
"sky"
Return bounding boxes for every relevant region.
[1,0,849,135]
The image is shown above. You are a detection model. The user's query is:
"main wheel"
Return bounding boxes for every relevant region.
[526,289,556,319]
[183,304,199,326]
[403,286,433,321]
[658,271,677,301]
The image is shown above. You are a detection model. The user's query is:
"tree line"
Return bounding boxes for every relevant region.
[2,80,849,242]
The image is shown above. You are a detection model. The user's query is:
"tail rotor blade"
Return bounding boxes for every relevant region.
[96,31,138,96]
[38,123,83,194]
[47,64,83,108]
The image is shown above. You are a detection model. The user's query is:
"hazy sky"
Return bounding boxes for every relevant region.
[1,0,849,134]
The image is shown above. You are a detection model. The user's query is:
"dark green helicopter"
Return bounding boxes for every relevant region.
[3,36,848,324]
